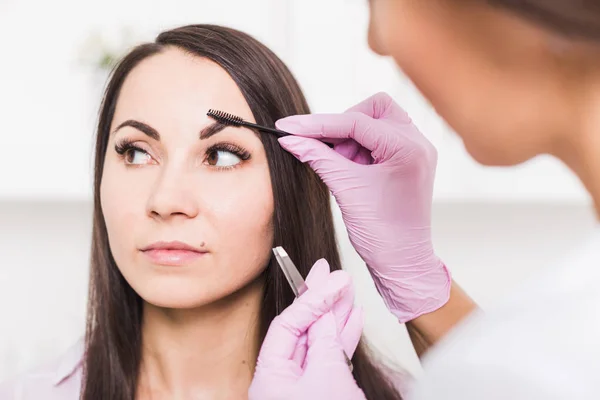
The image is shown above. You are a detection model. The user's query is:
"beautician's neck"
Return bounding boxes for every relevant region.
[138,278,264,400]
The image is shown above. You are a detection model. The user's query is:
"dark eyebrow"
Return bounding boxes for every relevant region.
[199,122,227,139]
[113,120,160,141]
[113,119,230,141]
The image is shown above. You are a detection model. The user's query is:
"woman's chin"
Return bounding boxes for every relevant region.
[142,294,227,310]
[133,281,232,310]
[121,262,267,310]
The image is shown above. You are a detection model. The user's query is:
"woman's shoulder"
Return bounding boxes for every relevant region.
[0,338,84,400]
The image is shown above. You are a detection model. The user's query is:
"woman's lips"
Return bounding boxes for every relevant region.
[140,241,207,266]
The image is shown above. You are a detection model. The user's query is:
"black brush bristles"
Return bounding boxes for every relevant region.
[206,108,290,138]
[207,109,244,126]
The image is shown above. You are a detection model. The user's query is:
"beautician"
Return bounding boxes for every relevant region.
[249,1,600,399]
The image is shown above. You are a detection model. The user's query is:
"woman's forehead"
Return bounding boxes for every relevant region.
[114,48,255,125]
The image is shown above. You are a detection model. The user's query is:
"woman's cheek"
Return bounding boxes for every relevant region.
[201,169,273,230]
[101,164,151,248]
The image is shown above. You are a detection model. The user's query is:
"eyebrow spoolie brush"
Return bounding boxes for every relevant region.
[207,109,334,148]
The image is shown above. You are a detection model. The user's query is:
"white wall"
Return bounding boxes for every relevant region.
[0,201,91,379]
[0,200,596,380]
[0,0,589,203]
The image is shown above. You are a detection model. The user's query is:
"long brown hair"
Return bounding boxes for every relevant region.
[84,24,402,400]
[486,0,600,40]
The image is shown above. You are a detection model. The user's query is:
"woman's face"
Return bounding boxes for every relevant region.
[367,0,569,165]
[100,48,274,309]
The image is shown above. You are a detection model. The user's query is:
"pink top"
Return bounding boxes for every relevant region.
[0,339,84,400]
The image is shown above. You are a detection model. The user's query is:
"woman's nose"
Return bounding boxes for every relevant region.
[146,170,200,221]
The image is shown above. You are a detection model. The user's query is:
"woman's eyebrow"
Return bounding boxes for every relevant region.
[112,120,230,140]
[112,120,160,140]
[200,122,227,139]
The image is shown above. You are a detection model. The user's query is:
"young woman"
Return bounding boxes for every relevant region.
[1,24,419,400]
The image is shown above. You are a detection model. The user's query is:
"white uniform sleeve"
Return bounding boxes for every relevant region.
[408,359,570,400]
[405,228,600,400]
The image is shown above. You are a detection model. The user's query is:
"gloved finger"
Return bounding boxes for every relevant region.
[305,258,330,288]
[276,112,394,155]
[291,333,308,367]
[345,92,411,123]
[354,146,374,166]
[332,279,355,337]
[289,259,334,369]
[304,312,348,368]
[339,306,364,359]
[277,136,355,184]
[293,306,363,370]
[334,139,361,160]
[305,264,359,361]
[305,258,353,351]
[334,139,373,165]
[257,267,351,365]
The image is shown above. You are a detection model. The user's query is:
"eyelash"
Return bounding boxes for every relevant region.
[115,138,142,155]
[113,139,251,169]
[206,142,251,170]
[114,139,149,166]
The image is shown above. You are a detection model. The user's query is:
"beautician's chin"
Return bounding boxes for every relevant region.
[468,147,531,169]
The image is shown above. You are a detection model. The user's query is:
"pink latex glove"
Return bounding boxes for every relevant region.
[249,259,366,400]
[291,259,363,367]
[276,92,451,323]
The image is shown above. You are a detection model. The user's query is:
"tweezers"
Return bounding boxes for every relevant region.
[271,246,354,372]
[272,246,309,297]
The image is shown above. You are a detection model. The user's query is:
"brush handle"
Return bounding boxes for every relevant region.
[240,120,334,149]
[239,121,289,138]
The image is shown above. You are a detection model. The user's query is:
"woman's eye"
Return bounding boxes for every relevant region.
[206,149,242,168]
[125,148,153,165]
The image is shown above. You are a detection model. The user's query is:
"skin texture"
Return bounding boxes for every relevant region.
[100,47,274,398]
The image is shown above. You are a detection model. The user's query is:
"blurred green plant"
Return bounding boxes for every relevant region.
[77,27,140,72]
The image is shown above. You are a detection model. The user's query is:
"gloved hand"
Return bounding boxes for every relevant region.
[249,259,366,400]
[291,259,363,367]
[276,92,451,323]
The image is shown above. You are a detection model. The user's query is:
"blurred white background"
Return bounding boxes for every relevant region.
[0,0,596,383]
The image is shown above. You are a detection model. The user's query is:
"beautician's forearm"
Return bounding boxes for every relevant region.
[405,281,477,358]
